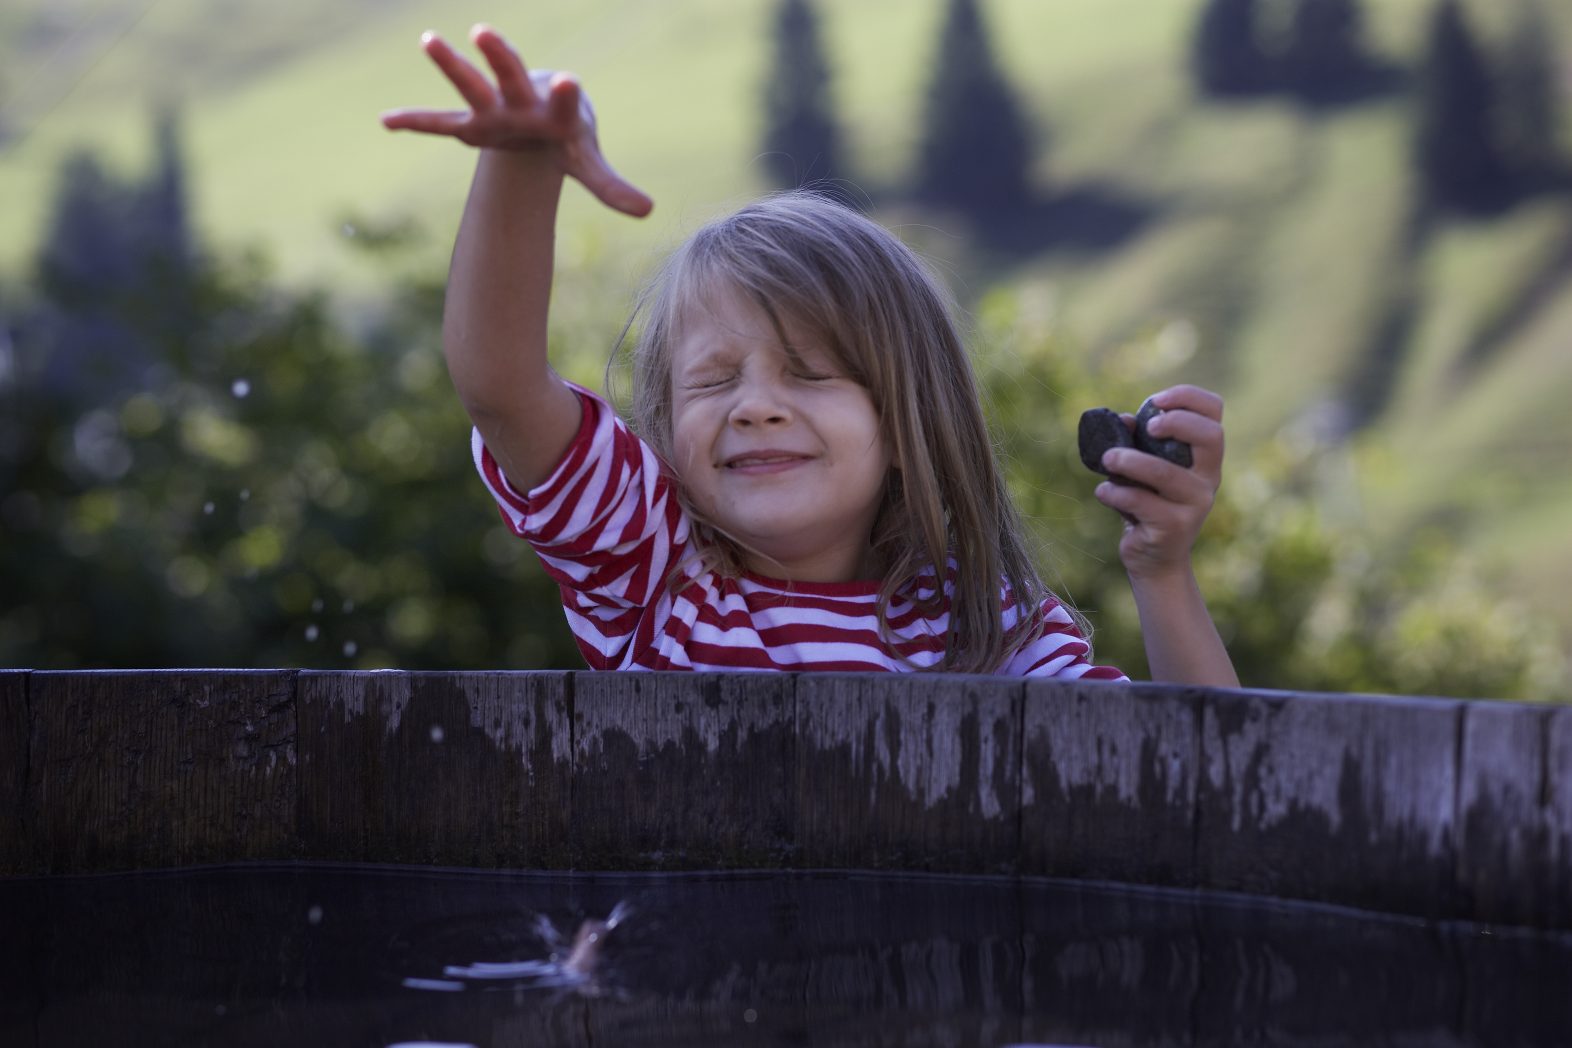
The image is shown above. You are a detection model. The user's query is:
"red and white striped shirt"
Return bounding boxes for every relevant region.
[474,386,1125,679]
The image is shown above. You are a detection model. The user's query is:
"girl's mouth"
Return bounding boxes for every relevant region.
[723,452,811,474]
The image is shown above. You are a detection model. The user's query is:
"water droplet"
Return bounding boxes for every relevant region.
[239,488,251,501]
[203,501,215,515]
[342,640,358,657]
[311,598,324,613]
[430,724,444,743]
[305,624,320,642]
[744,1008,758,1024]
[72,410,132,480]
[307,905,323,925]
[231,379,251,399]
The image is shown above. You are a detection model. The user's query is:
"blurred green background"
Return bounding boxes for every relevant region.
[1,0,1569,700]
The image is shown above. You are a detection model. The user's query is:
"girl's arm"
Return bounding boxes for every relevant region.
[381,25,651,491]
[1092,385,1240,688]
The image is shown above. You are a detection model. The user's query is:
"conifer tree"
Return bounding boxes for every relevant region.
[760,0,843,194]
[1414,0,1510,213]
[30,108,196,399]
[34,152,136,307]
[1498,0,1564,192]
[138,106,193,274]
[134,105,198,362]
[1282,0,1368,104]
[1192,0,1271,97]
[914,0,1033,221]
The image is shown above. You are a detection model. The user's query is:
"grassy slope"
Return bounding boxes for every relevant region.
[4,0,1572,638]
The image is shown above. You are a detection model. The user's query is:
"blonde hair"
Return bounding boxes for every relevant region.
[616,191,1060,674]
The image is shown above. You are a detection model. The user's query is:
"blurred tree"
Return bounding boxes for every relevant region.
[1414,0,1512,214]
[30,106,196,402]
[136,105,198,350]
[30,149,153,399]
[759,0,846,199]
[913,0,1034,223]
[0,139,584,670]
[0,243,583,670]
[1192,0,1272,98]
[1498,0,1565,194]
[1281,0,1371,105]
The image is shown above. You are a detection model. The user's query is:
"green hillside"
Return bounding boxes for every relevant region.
[4,0,1572,645]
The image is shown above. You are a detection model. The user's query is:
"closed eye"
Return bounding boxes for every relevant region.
[682,375,735,391]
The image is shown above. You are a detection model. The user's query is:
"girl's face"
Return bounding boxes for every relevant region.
[668,283,892,583]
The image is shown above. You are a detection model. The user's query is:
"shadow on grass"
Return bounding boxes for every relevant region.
[970,184,1157,258]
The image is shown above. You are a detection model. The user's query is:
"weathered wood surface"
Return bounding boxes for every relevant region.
[0,672,29,874]
[1197,689,1461,916]
[795,674,1020,872]
[1021,681,1200,885]
[3,670,1568,929]
[297,671,572,868]
[574,672,794,869]
[24,671,296,872]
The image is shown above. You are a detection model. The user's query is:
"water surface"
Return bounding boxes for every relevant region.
[1,864,1567,1046]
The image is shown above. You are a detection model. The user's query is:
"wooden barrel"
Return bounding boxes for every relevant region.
[3,670,1568,930]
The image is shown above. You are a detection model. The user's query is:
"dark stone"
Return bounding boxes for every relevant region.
[1078,400,1192,485]
[1133,398,1194,468]
[1077,407,1131,475]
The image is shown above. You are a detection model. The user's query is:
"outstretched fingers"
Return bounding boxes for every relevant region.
[381,26,653,217]
[579,158,656,217]
[420,31,498,112]
[472,25,539,110]
[548,76,653,216]
[380,108,473,136]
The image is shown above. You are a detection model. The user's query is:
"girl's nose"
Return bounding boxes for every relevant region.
[727,377,792,427]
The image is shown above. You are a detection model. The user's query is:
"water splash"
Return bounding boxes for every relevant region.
[402,902,632,996]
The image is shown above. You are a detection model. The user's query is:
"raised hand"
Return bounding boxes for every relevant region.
[1092,385,1226,580]
[380,24,652,217]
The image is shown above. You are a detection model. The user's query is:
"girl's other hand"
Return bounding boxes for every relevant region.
[1093,385,1225,580]
[380,25,653,217]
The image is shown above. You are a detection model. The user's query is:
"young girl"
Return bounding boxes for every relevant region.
[383,25,1238,686]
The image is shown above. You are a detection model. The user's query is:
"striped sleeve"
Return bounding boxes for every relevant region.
[470,384,690,667]
[1005,598,1128,681]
